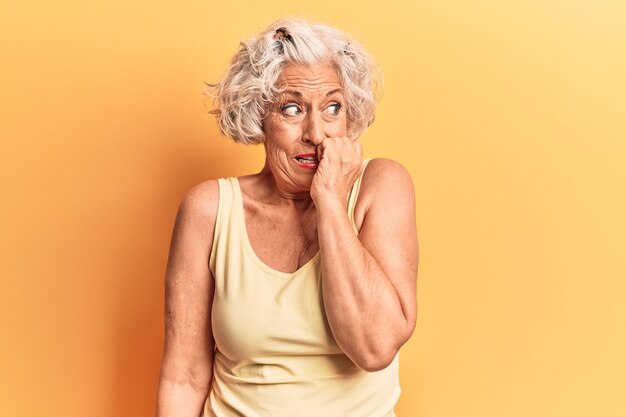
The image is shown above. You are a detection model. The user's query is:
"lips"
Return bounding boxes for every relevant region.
[294,152,319,169]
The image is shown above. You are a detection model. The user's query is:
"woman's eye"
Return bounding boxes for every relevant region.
[325,103,342,116]
[281,104,301,117]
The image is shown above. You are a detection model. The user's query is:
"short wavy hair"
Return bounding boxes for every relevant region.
[205,18,383,144]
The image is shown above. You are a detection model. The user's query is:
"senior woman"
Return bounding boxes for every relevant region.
[156,18,419,417]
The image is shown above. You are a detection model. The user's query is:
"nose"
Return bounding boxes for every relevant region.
[302,111,325,146]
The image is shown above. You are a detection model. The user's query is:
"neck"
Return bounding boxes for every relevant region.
[257,161,315,211]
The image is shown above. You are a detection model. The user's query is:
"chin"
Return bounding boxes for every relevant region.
[295,175,314,190]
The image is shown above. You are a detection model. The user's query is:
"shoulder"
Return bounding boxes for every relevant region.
[179,178,220,215]
[174,179,220,241]
[362,157,413,184]
[351,158,415,232]
[360,158,415,207]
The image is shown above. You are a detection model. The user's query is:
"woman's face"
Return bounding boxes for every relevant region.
[262,60,347,193]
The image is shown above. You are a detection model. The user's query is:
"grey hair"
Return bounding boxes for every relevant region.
[204,18,383,144]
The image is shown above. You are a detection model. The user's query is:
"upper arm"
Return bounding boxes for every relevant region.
[356,158,419,343]
[160,179,219,390]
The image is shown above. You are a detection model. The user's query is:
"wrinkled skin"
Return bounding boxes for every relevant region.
[262,60,363,204]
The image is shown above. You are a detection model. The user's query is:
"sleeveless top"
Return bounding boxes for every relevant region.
[203,158,401,417]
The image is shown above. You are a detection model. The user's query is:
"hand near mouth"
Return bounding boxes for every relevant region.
[310,136,363,206]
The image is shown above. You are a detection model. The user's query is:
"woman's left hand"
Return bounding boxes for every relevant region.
[310,136,363,206]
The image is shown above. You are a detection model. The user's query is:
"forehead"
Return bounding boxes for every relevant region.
[277,61,342,95]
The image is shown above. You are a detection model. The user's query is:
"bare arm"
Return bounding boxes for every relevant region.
[156,180,219,417]
[316,158,419,372]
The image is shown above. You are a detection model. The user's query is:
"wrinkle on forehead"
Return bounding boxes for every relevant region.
[277,61,342,95]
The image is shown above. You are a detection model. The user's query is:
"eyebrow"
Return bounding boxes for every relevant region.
[283,88,343,97]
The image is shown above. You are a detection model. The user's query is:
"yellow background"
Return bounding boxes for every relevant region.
[1,1,625,416]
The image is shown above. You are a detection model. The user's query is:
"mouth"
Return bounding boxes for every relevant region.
[294,153,319,169]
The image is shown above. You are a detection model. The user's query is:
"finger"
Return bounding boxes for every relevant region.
[317,139,327,160]
[337,136,360,163]
[321,137,339,153]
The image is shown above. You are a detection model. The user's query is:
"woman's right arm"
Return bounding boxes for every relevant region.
[156,180,219,417]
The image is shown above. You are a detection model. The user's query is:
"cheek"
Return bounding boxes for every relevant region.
[330,117,348,136]
[264,130,298,160]
[267,124,300,148]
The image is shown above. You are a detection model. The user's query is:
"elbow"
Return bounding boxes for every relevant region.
[356,348,399,373]
[356,322,416,372]
[159,357,214,393]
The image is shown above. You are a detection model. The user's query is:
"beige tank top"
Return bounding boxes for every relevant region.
[203,158,401,417]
